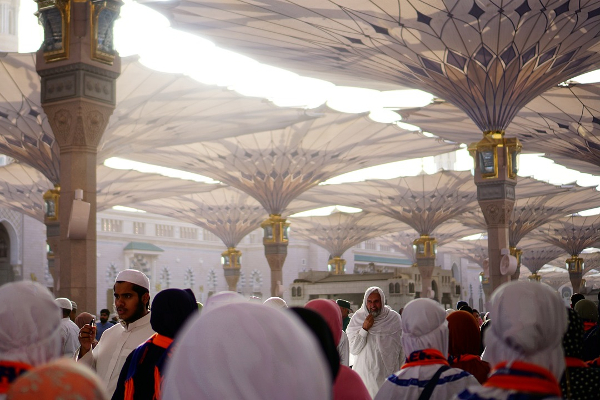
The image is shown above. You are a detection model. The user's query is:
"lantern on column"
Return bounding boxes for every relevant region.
[36,0,70,62]
[91,0,123,65]
[43,184,60,222]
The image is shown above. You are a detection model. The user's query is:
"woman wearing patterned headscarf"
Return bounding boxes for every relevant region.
[561,308,600,400]
[7,359,108,400]
[455,281,568,400]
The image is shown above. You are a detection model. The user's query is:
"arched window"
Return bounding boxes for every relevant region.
[297,286,302,297]
[292,287,297,297]
[409,282,415,293]
[395,282,400,293]
[389,283,394,293]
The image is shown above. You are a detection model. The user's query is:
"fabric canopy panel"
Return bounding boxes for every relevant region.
[144,0,600,132]
[0,162,220,221]
[98,57,317,161]
[289,211,406,257]
[581,252,600,276]
[127,111,458,215]
[461,186,600,248]
[521,247,566,275]
[128,187,318,248]
[95,165,220,211]
[0,162,54,221]
[0,53,317,182]
[380,221,483,261]
[0,53,59,184]
[300,170,483,235]
[402,83,600,174]
[533,215,600,255]
[439,238,488,268]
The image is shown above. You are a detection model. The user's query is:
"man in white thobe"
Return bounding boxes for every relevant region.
[76,269,155,397]
[347,286,403,398]
[55,297,80,358]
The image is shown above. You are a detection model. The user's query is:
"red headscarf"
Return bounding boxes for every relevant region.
[447,310,490,383]
[306,299,371,400]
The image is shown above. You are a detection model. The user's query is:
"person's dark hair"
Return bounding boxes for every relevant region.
[289,307,340,382]
[459,304,473,314]
[100,308,110,315]
[571,293,585,309]
[456,300,468,308]
[61,308,71,318]
[115,281,150,311]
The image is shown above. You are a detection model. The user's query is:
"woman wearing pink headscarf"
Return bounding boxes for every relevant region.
[306,299,372,400]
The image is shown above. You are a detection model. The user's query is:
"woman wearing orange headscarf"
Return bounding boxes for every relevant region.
[447,310,490,384]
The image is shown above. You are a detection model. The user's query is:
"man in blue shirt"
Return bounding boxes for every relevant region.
[95,309,112,341]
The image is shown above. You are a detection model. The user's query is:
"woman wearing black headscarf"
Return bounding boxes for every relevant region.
[112,288,198,400]
[561,308,600,400]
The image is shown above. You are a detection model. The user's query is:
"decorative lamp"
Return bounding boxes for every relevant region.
[43,184,60,222]
[90,0,123,65]
[35,0,70,62]
[566,256,584,273]
[260,214,290,244]
[412,235,437,258]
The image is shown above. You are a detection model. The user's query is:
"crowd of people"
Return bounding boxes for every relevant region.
[1,270,599,400]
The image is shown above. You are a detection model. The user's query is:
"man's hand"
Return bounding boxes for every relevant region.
[77,324,96,359]
[362,314,374,331]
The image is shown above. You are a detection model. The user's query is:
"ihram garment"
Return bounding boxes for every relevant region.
[347,287,403,397]
[454,281,567,400]
[375,298,478,400]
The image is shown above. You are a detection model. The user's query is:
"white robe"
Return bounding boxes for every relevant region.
[59,317,80,358]
[338,330,349,367]
[76,313,154,397]
[347,287,403,398]
[349,327,403,397]
[375,364,479,400]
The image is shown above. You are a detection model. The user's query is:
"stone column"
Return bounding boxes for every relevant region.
[328,256,346,275]
[566,256,584,293]
[260,214,289,297]
[222,247,242,291]
[36,0,121,313]
[510,247,523,281]
[413,235,437,299]
[469,133,520,293]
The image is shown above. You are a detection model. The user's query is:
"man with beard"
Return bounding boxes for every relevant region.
[76,269,154,397]
[95,309,112,341]
[347,287,403,397]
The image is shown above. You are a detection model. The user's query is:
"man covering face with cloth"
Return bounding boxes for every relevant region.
[347,286,403,397]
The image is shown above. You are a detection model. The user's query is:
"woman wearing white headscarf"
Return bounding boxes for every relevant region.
[347,287,403,397]
[375,298,479,400]
[0,281,62,399]
[454,281,568,400]
[161,302,332,400]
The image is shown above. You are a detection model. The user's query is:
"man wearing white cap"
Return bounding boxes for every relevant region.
[55,297,80,358]
[76,269,155,397]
